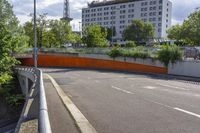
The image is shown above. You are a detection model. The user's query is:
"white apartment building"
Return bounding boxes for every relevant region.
[82,0,172,44]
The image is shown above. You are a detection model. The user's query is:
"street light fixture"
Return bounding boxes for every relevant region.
[33,0,37,68]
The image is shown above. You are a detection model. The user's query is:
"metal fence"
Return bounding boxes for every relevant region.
[14,67,51,133]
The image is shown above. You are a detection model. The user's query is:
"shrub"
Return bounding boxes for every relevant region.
[125,41,136,47]
[122,48,151,59]
[108,46,122,58]
[157,44,183,67]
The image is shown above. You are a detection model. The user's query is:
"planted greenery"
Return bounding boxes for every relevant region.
[108,46,152,59]
[125,41,136,47]
[108,46,122,58]
[157,44,183,67]
[108,45,183,66]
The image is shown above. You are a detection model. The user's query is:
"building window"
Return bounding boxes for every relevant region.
[120,5,126,8]
[159,11,162,15]
[111,6,116,10]
[158,28,161,32]
[158,17,162,21]
[159,0,162,4]
[128,14,134,18]
[120,20,125,24]
[129,4,134,7]
[120,15,126,19]
[104,7,109,10]
[159,6,162,10]
[128,9,134,13]
[120,10,126,14]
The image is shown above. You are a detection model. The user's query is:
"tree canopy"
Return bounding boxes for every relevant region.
[167,10,200,46]
[82,24,108,47]
[122,20,154,44]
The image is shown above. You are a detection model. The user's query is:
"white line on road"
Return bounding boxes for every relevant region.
[111,86,134,94]
[174,108,200,118]
[95,80,100,83]
[144,86,156,90]
[156,83,190,91]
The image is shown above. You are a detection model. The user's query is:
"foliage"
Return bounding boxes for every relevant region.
[108,46,122,58]
[157,44,183,67]
[82,24,108,47]
[0,23,19,85]
[122,47,151,59]
[167,10,200,46]
[123,20,154,44]
[101,26,116,41]
[108,46,152,59]
[0,0,25,85]
[125,41,136,47]
[24,16,80,48]
[6,94,24,106]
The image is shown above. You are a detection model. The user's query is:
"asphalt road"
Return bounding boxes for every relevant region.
[44,68,200,133]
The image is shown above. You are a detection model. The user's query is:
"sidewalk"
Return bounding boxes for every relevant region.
[43,75,79,133]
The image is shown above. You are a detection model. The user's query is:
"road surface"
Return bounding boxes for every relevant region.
[44,68,200,133]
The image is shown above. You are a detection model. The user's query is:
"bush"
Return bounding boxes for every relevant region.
[108,46,122,58]
[122,47,151,59]
[157,44,183,67]
[125,41,136,47]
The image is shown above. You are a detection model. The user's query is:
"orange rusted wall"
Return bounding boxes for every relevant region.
[17,54,167,74]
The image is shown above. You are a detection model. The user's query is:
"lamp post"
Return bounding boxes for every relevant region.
[33,0,37,68]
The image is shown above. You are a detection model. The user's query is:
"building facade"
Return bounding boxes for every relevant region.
[82,0,172,44]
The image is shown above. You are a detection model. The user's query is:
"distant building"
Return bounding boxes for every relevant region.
[61,0,73,22]
[82,0,172,44]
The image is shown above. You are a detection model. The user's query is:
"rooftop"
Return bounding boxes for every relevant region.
[88,0,143,8]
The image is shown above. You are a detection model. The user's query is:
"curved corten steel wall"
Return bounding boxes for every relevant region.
[17,54,167,74]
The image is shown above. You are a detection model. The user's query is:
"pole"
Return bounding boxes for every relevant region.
[111,8,114,45]
[34,0,37,68]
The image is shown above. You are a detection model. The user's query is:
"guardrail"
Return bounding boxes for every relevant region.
[14,67,51,133]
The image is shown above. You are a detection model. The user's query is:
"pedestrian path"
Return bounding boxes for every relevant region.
[43,75,79,133]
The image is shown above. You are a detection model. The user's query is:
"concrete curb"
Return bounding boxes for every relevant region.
[45,74,97,133]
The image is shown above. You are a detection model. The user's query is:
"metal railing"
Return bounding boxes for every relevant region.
[14,67,51,133]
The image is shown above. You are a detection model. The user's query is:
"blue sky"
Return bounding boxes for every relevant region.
[9,0,200,31]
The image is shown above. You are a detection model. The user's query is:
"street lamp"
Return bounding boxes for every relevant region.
[33,0,37,68]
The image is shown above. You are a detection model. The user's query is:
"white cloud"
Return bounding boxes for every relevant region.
[10,0,200,30]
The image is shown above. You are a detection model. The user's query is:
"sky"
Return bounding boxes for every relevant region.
[9,0,200,31]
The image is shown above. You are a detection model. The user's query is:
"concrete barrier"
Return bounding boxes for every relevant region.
[17,54,167,74]
[168,60,200,78]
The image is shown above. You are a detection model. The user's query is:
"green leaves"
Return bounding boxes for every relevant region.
[82,24,108,47]
[122,20,154,44]
[158,45,183,67]
[167,10,200,46]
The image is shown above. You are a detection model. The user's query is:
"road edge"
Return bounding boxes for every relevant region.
[45,74,97,133]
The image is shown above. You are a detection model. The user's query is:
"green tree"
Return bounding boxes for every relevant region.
[82,24,108,47]
[0,23,18,84]
[0,0,28,85]
[167,10,200,46]
[49,20,72,47]
[42,31,56,48]
[167,24,182,41]
[182,10,200,45]
[122,20,154,44]
[100,27,116,41]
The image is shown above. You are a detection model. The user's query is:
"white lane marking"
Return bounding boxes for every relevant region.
[144,86,156,90]
[95,80,100,83]
[111,86,134,94]
[174,108,200,118]
[156,83,190,91]
[195,94,200,97]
